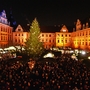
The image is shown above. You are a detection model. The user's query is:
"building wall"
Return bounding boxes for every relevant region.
[40,33,56,49]
[55,32,71,48]
[0,10,13,48]
[71,28,90,50]
[12,25,29,46]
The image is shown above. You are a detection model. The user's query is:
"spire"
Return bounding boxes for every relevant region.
[8,8,17,29]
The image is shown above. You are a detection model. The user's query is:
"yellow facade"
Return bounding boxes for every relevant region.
[55,25,71,48]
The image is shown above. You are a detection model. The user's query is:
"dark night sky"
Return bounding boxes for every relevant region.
[0,0,90,27]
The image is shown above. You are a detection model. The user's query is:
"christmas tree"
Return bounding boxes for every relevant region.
[26,18,44,58]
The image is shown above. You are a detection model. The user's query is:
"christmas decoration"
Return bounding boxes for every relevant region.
[25,18,44,59]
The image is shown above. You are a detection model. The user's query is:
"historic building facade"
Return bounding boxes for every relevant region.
[12,24,29,46]
[55,25,71,48]
[40,32,56,49]
[1,10,90,51]
[71,19,90,50]
[0,10,13,48]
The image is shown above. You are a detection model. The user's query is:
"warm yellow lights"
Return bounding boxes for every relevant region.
[62,29,66,32]
[88,56,90,59]
[43,52,55,58]
[81,51,86,55]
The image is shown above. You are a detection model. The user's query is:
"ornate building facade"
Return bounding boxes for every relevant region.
[0,10,13,48]
[0,10,90,51]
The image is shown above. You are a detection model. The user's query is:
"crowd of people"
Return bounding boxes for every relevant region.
[0,55,90,90]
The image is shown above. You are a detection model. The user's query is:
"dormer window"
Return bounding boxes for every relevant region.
[62,29,66,32]
[18,29,21,31]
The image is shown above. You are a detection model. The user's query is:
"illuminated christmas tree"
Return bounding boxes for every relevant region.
[26,18,44,58]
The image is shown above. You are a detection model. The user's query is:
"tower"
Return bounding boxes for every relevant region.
[8,8,17,30]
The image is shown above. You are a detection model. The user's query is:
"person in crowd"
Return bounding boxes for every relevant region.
[0,55,90,90]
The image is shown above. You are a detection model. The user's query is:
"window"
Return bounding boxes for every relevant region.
[58,40,59,43]
[61,40,63,43]
[18,29,21,31]
[65,40,67,43]
[49,40,51,42]
[58,34,60,36]
[82,42,84,45]
[15,39,17,42]
[62,29,66,32]
[49,34,51,37]
[42,39,44,42]
[42,34,44,37]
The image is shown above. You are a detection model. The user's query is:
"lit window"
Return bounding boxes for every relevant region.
[58,34,60,36]
[46,39,48,42]
[61,40,63,43]
[49,40,51,42]
[42,39,44,42]
[58,40,59,43]
[42,34,44,37]
[49,34,51,37]
[65,40,67,43]
[63,29,66,32]
[18,29,21,31]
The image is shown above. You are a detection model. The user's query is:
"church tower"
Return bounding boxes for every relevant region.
[8,8,17,30]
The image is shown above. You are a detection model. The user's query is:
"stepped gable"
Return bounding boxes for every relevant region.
[0,10,10,25]
[60,25,73,32]
[74,17,90,30]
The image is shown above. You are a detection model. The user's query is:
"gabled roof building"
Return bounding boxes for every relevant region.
[0,10,90,51]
